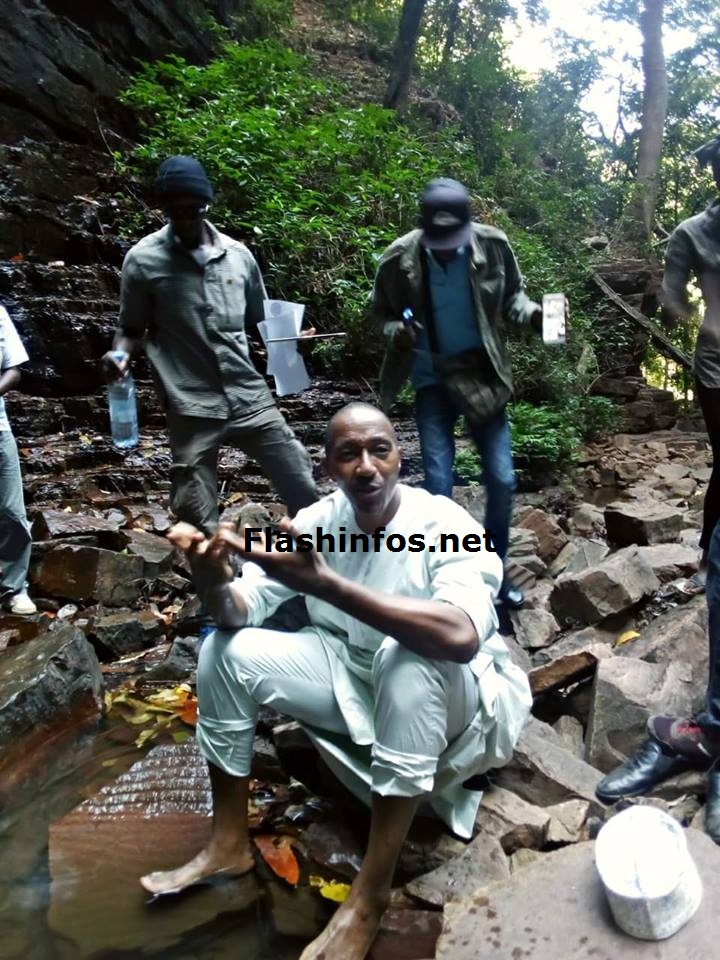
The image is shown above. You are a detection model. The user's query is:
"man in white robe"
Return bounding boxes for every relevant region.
[142,402,531,960]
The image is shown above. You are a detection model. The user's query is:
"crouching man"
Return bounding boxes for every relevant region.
[143,402,531,960]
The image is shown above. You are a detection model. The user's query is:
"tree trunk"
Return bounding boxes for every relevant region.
[624,0,668,242]
[383,0,429,112]
[439,0,462,77]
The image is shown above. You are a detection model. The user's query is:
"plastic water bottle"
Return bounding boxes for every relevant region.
[107,351,139,448]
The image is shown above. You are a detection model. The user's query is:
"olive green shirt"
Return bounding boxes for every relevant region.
[372,224,540,411]
[663,199,720,389]
[118,222,275,420]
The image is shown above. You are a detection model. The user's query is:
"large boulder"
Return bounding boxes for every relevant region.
[494,717,603,813]
[404,831,509,908]
[585,655,702,772]
[31,543,143,605]
[550,546,659,625]
[435,831,720,960]
[0,624,102,768]
[604,499,685,546]
[517,508,569,562]
[529,628,614,696]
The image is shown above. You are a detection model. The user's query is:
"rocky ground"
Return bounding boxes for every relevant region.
[2,410,720,957]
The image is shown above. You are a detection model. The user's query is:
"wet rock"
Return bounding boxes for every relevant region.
[634,542,698,582]
[494,717,603,813]
[501,633,532,674]
[435,832,720,960]
[142,636,200,683]
[30,508,120,540]
[585,656,701,772]
[302,818,364,879]
[510,608,559,650]
[604,499,685,546]
[404,831,509,908]
[0,610,55,646]
[517,508,568,562]
[550,546,659,625]
[529,628,614,696]
[508,846,544,872]
[90,608,164,656]
[369,908,444,960]
[475,786,550,853]
[48,740,265,957]
[118,528,176,578]
[32,543,143,605]
[398,828,469,881]
[0,624,101,767]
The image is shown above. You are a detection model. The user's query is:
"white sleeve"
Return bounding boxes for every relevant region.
[426,499,503,648]
[235,560,299,626]
[0,307,29,369]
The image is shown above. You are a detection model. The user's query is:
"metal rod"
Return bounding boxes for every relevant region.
[265,333,348,343]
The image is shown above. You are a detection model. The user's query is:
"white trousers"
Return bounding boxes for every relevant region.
[196,626,480,799]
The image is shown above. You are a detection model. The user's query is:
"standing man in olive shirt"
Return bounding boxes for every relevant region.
[102,156,318,531]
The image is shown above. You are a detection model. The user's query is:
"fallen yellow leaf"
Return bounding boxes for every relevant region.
[615,630,640,647]
[309,875,351,903]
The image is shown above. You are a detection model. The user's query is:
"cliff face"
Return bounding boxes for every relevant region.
[0,0,241,143]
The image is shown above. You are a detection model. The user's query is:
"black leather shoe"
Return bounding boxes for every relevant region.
[496,577,524,610]
[706,760,720,844]
[595,738,695,804]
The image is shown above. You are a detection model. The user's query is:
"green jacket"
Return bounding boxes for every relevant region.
[372,224,540,411]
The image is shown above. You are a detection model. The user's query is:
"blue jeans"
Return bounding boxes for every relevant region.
[701,519,720,736]
[415,385,515,560]
[0,430,32,595]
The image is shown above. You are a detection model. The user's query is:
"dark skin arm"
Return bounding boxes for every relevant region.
[0,367,21,396]
[168,519,479,663]
[101,333,141,380]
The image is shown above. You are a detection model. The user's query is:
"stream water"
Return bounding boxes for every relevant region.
[0,716,329,960]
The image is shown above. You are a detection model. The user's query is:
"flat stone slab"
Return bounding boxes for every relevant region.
[435,830,720,959]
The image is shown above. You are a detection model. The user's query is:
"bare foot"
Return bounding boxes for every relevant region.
[299,891,388,960]
[140,842,254,896]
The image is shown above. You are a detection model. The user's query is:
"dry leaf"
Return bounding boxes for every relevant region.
[309,875,351,903]
[101,758,118,768]
[171,730,191,744]
[253,835,300,886]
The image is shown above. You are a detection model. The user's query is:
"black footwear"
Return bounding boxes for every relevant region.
[497,577,524,610]
[706,760,720,844]
[595,738,695,804]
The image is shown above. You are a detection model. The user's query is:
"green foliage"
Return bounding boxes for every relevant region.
[454,446,482,485]
[231,0,292,39]
[509,401,581,471]
[120,39,481,373]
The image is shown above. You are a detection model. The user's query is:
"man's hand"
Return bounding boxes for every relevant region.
[239,517,332,596]
[297,326,317,357]
[101,350,128,381]
[393,319,423,349]
[530,308,543,335]
[167,521,234,581]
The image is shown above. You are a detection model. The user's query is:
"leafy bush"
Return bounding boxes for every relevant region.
[508,401,581,472]
[119,40,479,373]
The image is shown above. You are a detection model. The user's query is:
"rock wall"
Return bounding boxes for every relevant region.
[1,0,242,143]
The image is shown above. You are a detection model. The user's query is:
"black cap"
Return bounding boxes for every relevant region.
[155,156,214,201]
[693,135,720,170]
[419,178,472,250]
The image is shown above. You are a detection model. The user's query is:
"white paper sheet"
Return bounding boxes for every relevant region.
[258,300,311,396]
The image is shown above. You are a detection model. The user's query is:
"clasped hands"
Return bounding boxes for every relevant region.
[167,517,332,597]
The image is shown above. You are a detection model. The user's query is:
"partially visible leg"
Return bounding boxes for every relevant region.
[0,430,32,597]
[415,385,458,498]
[231,410,318,516]
[300,640,478,960]
[469,409,516,562]
[696,380,720,559]
[166,412,225,535]
[141,627,348,894]
[699,518,720,740]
